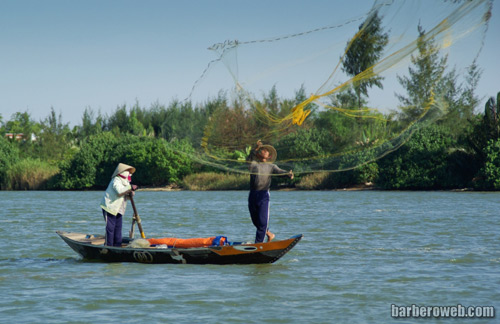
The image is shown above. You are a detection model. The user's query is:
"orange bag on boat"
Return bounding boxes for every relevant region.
[147,236,226,248]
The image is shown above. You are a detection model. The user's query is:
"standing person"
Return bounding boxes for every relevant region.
[248,141,294,243]
[100,163,137,247]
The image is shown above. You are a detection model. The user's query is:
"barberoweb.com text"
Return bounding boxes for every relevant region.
[391,304,495,319]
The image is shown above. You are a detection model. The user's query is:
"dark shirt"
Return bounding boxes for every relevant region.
[249,161,288,191]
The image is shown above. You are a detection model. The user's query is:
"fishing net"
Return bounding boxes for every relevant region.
[185,0,492,174]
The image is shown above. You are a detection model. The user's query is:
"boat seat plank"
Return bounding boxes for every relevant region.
[65,232,105,245]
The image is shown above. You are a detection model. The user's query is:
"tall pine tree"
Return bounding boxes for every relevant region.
[342,10,389,109]
[396,25,448,122]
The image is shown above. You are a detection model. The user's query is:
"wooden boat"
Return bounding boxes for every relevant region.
[56,231,302,264]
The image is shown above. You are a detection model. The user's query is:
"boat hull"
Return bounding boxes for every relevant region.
[56,231,302,265]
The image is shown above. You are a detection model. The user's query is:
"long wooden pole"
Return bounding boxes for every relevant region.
[129,195,146,239]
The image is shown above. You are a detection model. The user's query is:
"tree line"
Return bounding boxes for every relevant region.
[1,13,499,191]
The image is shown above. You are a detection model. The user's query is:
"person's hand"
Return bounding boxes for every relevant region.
[120,189,132,197]
[289,170,294,180]
[130,190,135,197]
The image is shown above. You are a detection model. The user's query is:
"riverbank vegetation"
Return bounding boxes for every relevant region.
[1,22,499,191]
[1,85,499,191]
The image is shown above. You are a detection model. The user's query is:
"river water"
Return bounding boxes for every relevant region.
[0,190,498,323]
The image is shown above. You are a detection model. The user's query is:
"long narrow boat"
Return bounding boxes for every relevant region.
[56,231,302,264]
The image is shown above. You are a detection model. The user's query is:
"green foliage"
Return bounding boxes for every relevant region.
[439,62,482,137]
[4,158,58,190]
[276,128,330,160]
[106,105,130,134]
[78,107,104,139]
[342,10,388,108]
[0,136,20,189]
[155,100,208,145]
[313,107,391,157]
[327,87,366,110]
[314,109,358,151]
[396,24,448,122]
[377,125,464,189]
[476,138,500,189]
[330,162,379,188]
[322,146,379,188]
[483,91,500,140]
[264,85,280,116]
[124,138,194,186]
[128,110,145,136]
[55,132,195,189]
[275,127,331,172]
[56,132,125,189]
[465,91,500,180]
[0,76,492,191]
[3,111,40,140]
[233,145,252,161]
[35,108,73,162]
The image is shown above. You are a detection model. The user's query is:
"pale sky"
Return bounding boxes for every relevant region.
[0,0,498,127]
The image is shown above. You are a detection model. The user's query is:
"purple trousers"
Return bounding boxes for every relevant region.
[102,210,123,247]
[248,190,270,243]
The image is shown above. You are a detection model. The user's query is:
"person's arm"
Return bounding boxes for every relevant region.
[272,164,294,179]
[112,177,132,197]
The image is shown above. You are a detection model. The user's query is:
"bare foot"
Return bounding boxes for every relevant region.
[266,231,275,242]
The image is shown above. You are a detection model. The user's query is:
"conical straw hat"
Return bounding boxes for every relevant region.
[111,163,136,178]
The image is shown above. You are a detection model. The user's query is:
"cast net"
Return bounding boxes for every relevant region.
[185,0,492,174]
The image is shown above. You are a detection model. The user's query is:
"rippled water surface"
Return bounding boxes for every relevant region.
[1,190,499,323]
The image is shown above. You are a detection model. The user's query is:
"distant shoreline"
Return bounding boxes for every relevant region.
[135,183,478,192]
[0,183,479,192]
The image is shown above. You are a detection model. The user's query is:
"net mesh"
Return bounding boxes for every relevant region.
[185,0,492,174]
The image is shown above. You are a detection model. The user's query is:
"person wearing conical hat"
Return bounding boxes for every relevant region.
[247,141,294,243]
[100,163,137,247]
